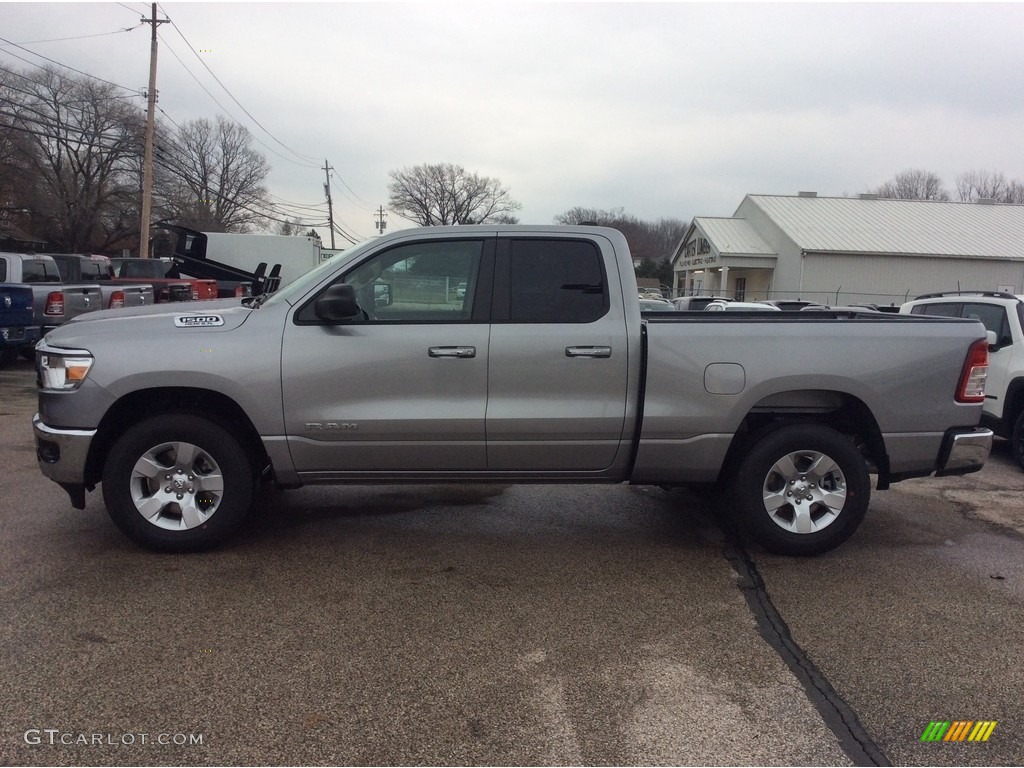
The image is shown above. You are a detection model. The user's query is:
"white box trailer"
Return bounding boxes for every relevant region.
[159,224,334,296]
[199,232,323,288]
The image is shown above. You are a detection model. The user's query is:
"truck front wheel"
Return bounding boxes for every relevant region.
[101,415,255,552]
[733,424,870,556]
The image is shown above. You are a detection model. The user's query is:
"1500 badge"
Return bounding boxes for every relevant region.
[174,315,224,328]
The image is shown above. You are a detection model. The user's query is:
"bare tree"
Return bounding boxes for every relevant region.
[554,206,626,226]
[955,169,1024,203]
[387,163,521,225]
[277,217,303,236]
[554,207,689,262]
[0,65,143,251]
[871,169,951,201]
[155,115,271,232]
[0,70,38,228]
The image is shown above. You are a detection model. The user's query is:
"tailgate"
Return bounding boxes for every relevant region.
[121,284,155,307]
[0,284,33,344]
[62,285,104,318]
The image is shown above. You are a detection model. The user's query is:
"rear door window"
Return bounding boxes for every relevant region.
[502,239,608,323]
[911,302,962,318]
[912,301,1011,345]
[960,302,1010,343]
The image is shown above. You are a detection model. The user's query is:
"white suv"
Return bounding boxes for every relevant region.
[901,291,1024,468]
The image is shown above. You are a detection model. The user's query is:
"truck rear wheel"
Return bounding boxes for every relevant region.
[101,415,255,552]
[733,424,870,556]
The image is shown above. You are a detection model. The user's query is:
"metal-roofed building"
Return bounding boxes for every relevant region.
[671,193,1024,306]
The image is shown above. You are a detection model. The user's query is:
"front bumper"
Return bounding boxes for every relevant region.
[33,413,96,487]
[935,427,993,477]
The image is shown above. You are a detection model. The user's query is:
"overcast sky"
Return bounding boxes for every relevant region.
[3,1,1024,244]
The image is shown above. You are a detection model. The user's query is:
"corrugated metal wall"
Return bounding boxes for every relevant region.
[799,253,1024,306]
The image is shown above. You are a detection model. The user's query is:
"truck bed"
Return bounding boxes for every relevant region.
[635,311,987,483]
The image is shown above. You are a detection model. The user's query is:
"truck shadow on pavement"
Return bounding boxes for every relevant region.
[232,482,727,556]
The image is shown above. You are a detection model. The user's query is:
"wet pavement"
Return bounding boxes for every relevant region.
[1,357,1021,766]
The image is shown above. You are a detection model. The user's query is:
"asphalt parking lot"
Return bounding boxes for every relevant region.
[1,356,1022,766]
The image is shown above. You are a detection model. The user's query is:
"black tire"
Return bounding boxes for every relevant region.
[0,348,16,368]
[732,424,870,556]
[101,414,256,552]
[18,347,34,361]
[1011,410,1024,472]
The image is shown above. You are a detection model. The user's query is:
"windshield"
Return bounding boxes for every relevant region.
[259,240,375,308]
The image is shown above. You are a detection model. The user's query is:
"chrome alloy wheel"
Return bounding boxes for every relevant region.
[129,440,225,530]
[761,449,847,534]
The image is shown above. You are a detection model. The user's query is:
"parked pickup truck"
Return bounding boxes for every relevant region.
[0,283,39,367]
[110,257,218,303]
[0,252,103,357]
[33,225,993,555]
[47,253,154,310]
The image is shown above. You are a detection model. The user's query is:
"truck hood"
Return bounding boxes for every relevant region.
[44,299,254,349]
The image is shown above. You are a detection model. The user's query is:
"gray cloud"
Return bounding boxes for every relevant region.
[3,2,1023,238]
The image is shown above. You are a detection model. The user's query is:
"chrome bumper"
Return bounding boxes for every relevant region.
[33,413,96,486]
[936,427,993,477]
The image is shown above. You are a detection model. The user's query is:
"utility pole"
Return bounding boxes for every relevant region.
[139,3,168,258]
[322,160,336,249]
[374,206,387,234]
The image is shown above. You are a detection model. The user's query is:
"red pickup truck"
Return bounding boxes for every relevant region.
[110,258,218,303]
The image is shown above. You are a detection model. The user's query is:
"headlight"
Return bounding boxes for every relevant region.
[38,346,94,391]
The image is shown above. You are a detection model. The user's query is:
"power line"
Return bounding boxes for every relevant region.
[0,35,136,93]
[151,154,326,229]
[156,105,182,130]
[0,117,142,151]
[117,2,150,14]
[269,197,326,208]
[7,24,143,45]
[331,222,360,245]
[0,12,346,238]
[160,7,321,168]
[155,30,319,170]
[330,168,372,209]
[0,69,138,105]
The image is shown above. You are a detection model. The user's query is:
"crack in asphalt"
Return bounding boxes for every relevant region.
[722,536,891,767]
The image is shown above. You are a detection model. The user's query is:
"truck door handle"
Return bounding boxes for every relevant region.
[428,346,476,358]
[565,346,612,358]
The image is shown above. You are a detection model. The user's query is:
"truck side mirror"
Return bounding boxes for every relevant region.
[314,283,361,323]
[373,281,392,307]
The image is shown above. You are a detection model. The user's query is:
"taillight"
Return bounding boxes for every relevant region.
[44,291,64,317]
[956,339,989,403]
[234,285,246,298]
[108,290,125,309]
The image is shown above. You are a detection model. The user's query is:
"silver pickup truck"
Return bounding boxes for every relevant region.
[46,253,154,311]
[0,252,104,359]
[32,225,993,555]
